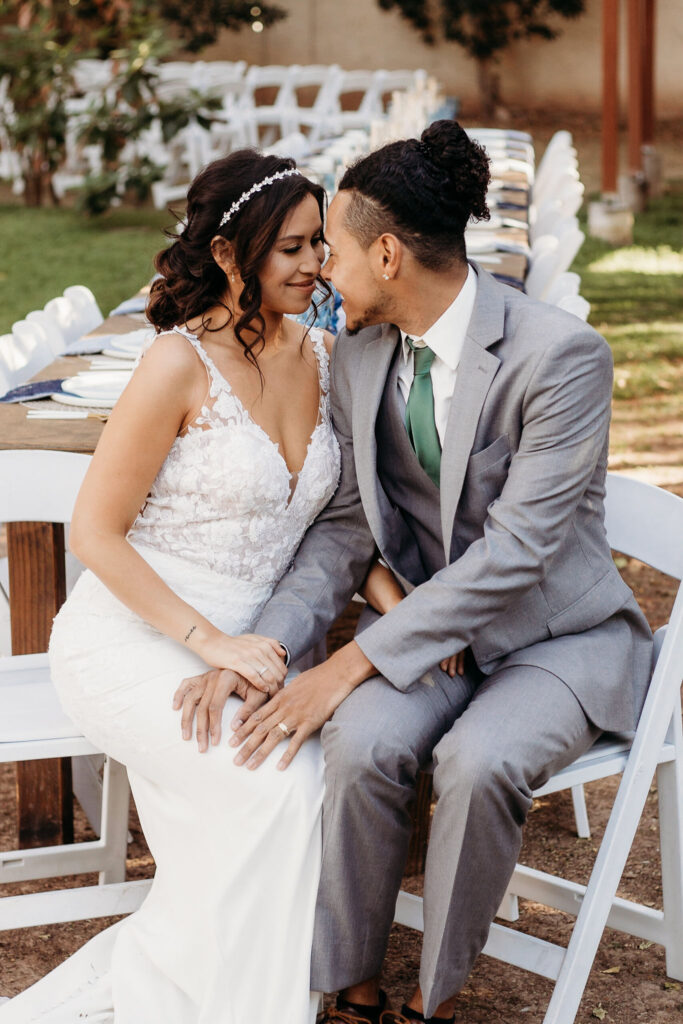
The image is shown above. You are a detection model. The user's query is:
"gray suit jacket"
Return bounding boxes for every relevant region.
[256,264,652,732]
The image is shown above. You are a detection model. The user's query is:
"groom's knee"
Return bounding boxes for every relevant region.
[321,684,415,793]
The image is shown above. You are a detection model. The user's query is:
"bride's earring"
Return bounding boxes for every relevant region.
[230,272,236,283]
[382,273,390,281]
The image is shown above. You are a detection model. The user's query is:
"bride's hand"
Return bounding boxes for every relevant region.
[230,661,355,770]
[195,632,287,693]
[173,668,270,752]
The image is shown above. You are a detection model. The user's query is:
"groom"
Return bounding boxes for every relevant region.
[185,124,652,1022]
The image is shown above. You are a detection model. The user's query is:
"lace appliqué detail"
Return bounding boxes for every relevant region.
[127,326,341,588]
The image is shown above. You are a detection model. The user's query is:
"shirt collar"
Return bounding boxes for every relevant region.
[400,264,477,370]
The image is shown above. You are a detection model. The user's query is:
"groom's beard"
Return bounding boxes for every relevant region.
[344,300,388,335]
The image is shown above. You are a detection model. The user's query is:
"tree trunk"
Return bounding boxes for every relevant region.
[22,170,43,207]
[476,57,505,122]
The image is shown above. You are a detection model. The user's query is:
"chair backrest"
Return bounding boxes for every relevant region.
[25,310,66,358]
[466,127,533,145]
[335,69,383,114]
[240,65,295,110]
[44,295,79,341]
[0,332,26,387]
[0,357,10,398]
[62,285,104,338]
[10,320,54,382]
[605,473,683,581]
[0,450,92,524]
[555,294,590,321]
[543,271,580,306]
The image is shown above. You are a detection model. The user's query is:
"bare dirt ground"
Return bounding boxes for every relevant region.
[2,111,682,1021]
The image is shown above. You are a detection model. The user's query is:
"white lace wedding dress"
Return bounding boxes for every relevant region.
[0,326,340,1024]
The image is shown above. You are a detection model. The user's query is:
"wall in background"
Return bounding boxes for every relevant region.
[203,0,682,118]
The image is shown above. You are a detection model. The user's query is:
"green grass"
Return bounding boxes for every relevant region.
[0,204,170,334]
[574,184,683,401]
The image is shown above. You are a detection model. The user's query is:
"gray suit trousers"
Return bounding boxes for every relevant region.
[311,653,600,1016]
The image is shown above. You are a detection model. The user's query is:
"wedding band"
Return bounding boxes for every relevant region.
[277,722,291,737]
[257,666,267,677]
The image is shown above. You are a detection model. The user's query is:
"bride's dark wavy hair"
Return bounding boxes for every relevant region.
[147,150,329,370]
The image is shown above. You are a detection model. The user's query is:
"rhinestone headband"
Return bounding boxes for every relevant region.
[219,169,301,228]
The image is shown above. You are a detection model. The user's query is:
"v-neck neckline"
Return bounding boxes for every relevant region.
[175,325,326,508]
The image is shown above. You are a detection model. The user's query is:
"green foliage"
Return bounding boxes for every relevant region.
[0,0,285,208]
[378,0,585,57]
[1,0,287,57]
[158,0,288,53]
[0,13,79,204]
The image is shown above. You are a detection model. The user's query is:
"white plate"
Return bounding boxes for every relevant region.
[60,372,130,403]
[101,348,139,360]
[55,393,119,409]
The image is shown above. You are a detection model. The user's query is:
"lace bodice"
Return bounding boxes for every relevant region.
[127,325,341,588]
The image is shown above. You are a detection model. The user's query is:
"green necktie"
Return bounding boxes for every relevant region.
[404,337,441,488]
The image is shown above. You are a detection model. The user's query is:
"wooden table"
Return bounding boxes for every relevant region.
[0,314,138,848]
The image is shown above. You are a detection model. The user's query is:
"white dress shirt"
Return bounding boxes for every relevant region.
[398,265,477,447]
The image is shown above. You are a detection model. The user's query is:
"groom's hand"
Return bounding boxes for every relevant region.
[230,641,376,770]
[173,669,269,753]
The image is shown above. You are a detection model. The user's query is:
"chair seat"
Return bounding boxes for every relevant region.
[0,653,92,755]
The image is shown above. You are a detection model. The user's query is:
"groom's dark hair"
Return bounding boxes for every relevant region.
[338,120,490,270]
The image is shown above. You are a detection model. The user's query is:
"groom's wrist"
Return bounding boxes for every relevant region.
[330,640,376,690]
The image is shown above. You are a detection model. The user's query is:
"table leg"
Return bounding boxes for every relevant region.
[7,521,74,848]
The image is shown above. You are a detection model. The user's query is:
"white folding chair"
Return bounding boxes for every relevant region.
[0,450,150,932]
[43,296,80,345]
[236,65,297,147]
[556,294,591,321]
[395,474,683,1023]
[543,272,581,307]
[62,285,104,338]
[9,320,54,383]
[0,334,24,392]
[530,185,584,243]
[25,310,66,358]
[287,64,342,143]
[535,130,577,195]
[0,360,10,399]
[525,226,585,301]
[318,69,385,139]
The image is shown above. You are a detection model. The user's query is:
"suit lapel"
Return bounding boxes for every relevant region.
[353,323,401,552]
[440,265,506,559]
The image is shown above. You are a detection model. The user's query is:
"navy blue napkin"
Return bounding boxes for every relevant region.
[0,379,65,403]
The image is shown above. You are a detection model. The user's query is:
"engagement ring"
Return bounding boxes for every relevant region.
[277,722,291,737]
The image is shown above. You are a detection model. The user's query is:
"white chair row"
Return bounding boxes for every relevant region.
[525,131,589,316]
[150,65,428,209]
[396,473,683,1023]
[0,286,103,394]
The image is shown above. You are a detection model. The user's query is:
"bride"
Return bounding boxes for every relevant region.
[1,150,344,1023]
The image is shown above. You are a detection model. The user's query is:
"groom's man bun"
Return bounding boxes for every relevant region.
[338,120,491,269]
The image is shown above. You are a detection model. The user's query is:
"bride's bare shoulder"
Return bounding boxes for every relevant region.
[136,329,205,385]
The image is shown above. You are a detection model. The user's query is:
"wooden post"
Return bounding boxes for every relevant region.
[627,0,646,174]
[8,521,74,848]
[602,0,620,194]
[642,0,656,144]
